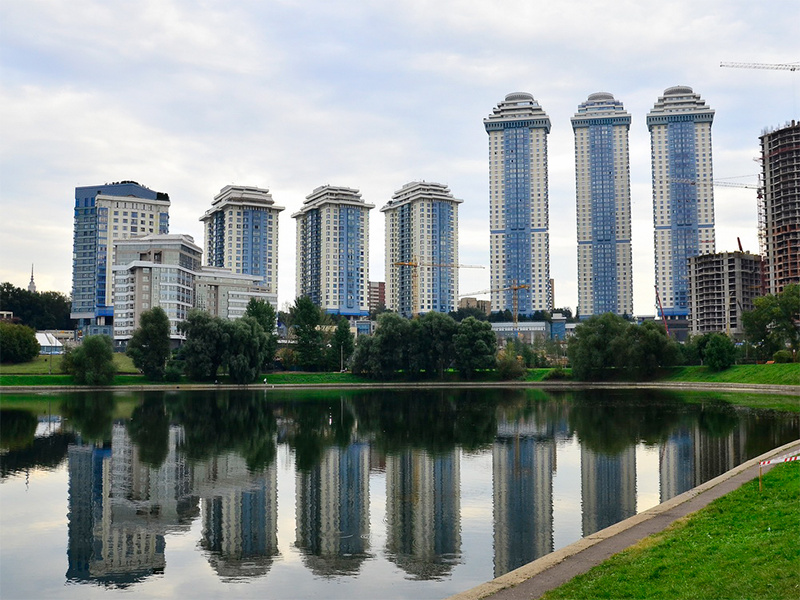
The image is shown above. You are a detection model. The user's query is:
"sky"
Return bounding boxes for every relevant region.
[1,0,798,315]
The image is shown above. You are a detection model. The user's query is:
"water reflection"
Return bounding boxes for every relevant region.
[1,388,797,596]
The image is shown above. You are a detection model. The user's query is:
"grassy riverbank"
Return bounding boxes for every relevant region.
[542,461,800,600]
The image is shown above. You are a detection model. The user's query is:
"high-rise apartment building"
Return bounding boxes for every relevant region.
[71,181,170,336]
[571,92,633,318]
[293,185,373,317]
[485,93,552,315]
[200,185,283,307]
[759,121,799,295]
[688,251,762,337]
[647,86,716,323]
[368,281,385,314]
[382,181,462,316]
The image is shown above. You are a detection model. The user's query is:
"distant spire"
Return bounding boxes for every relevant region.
[28,264,36,293]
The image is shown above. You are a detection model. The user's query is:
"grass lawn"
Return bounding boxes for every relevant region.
[542,461,800,600]
[661,363,798,386]
[0,353,138,375]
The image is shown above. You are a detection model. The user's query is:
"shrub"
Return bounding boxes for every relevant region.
[772,349,793,363]
[0,321,40,363]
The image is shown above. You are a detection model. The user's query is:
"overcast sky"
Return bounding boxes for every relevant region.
[1,0,797,315]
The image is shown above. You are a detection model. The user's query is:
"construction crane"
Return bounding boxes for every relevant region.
[720,62,799,72]
[460,282,530,327]
[394,258,484,317]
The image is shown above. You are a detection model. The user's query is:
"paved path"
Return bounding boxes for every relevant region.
[446,439,800,600]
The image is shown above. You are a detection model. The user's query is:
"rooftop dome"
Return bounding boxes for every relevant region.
[588,92,615,102]
[664,86,694,96]
[505,92,534,102]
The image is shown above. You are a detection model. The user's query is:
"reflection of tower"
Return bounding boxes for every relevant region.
[693,420,747,485]
[659,424,695,502]
[581,446,636,536]
[194,452,279,579]
[385,449,461,580]
[295,442,370,576]
[493,418,556,577]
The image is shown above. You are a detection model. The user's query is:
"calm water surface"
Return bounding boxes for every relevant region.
[1,388,797,599]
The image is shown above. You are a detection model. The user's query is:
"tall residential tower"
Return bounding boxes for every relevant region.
[200,185,284,307]
[293,185,373,317]
[382,181,462,316]
[71,181,170,336]
[647,86,716,324]
[485,93,552,315]
[759,121,799,295]
[571,92,633,318]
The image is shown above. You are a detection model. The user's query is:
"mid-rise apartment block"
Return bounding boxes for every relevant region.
[759,121,799,295]
[382,181,462,316]
[112,234,201,347]
[571,92,633,318]
[194,267,276,321]
[293,185,373,317]
[485,93,552,315]
[688,251,762,337]
[200,185,283,305]
[71,181,170,336]
[647,86,716,322]
[368,281,385,314]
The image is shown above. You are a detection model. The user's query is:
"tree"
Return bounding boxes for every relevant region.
[370,312,411,378]
[567,313,630,380]
[453,317,496,379]
[0,321,40,363]
[178,310,230,380]
[497,344,526,380]
[326,317,354,371]
[702,333,737,371]
[350,335,374,376]
[290,296,325,371]
[225,316,269,384]
[126,307,171,380]
[62,335,116,385]
[621,320,678,379]
[0,282,73,330]
[416,311,457,378]
[742,285,800,360]
[245,298,278,369]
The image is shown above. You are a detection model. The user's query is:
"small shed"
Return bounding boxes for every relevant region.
[36,332,64,355]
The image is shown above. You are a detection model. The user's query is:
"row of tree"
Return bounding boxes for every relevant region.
[0,283,73,330]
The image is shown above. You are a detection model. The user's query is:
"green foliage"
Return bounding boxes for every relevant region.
[772,349,793,363]
[326,317,354,371]
[453,317,497,380]
[542,366,570,380]
[62,335,116,385]
[0,409,38,450]
[0,321,40,363]
[568,314,677,381]
[370,312,412,378]
[449,306,489,322]
[178,310,230,380]
[245,298,278,368]
[225,316,270,384]
[126,306,171,380]
[290,296,325,370]
[702,332,737,371]
[416,311,458,378]
[0,282,73,330]
[742,284,800,360]
[497,344,526,380]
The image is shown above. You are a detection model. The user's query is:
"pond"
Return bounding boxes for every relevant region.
[1,388,797,599]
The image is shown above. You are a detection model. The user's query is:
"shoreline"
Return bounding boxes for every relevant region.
[2,380,798,395]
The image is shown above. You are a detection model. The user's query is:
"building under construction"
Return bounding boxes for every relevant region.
[759,121,799,295]
[688,251,762,337]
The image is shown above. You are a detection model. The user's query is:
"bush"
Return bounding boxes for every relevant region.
[543,366,570,380]
[164,361,182,382]
[772,349,793,363]
[63,335,116,385]
[702,333,737,371]
[0,321,40,363]
[497,345,526,380]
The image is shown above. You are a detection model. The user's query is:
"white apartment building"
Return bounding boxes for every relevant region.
[293,185,374,317]
[484,93,552,315]
[572,92,633,318]
[647,86,716,321]
[382,181,462,316]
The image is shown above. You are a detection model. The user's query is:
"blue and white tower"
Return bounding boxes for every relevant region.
[293,185,373,317]
[200,185,284,307]
[485,93,552,315]
[572,92,633,318]
[382,181,462,317]
[647,86,716,321]
[71,181,170,336]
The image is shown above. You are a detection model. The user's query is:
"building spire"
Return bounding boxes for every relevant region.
[28,264,36,293]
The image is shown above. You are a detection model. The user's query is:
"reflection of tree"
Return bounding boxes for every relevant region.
[284,398,356,472]
[127,395,170,468]
[354,390,498,454]
[61,392,116,443]
[0,409,37,450]
[167,391,277,471]
[696,401,739,438]
[568,390,683,455]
